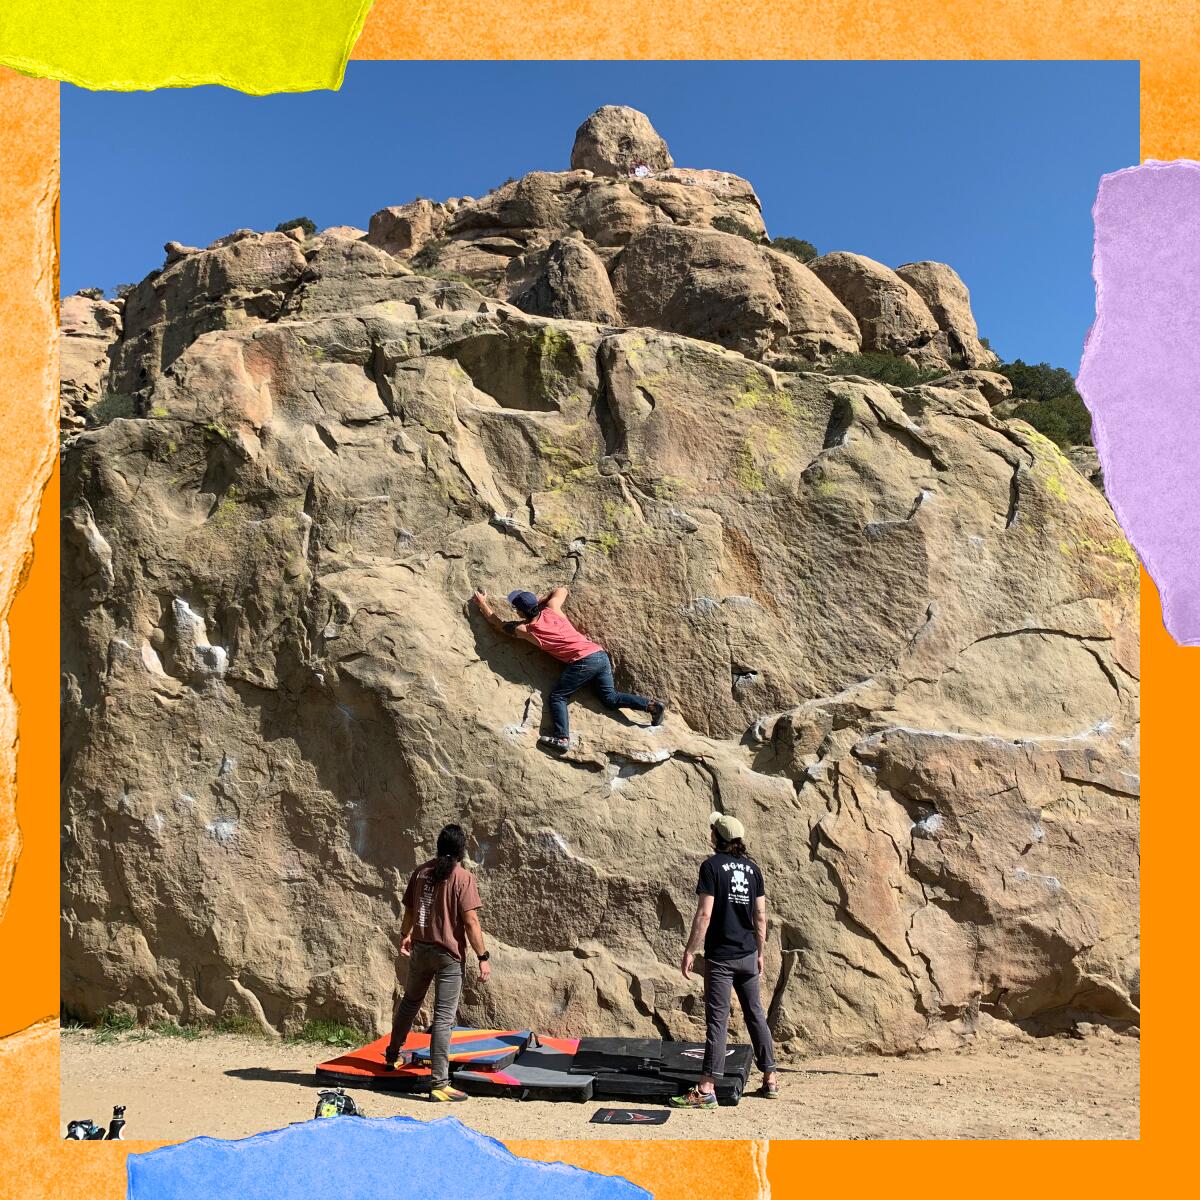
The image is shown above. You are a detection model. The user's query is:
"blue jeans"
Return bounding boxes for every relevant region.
[548,651,650,737]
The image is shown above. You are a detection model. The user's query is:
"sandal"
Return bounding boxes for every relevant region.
[669,1086,717,1110]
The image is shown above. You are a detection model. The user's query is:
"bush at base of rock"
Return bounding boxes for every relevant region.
[770,236,819,264]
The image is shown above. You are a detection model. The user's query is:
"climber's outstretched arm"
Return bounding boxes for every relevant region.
[541,586,568,611]
[473,590,532,640]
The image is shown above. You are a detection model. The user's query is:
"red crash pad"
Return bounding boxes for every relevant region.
[315,1033,432,1090]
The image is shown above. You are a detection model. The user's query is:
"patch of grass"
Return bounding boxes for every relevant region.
[770,236,818,264]
[711,215,765,244]
[821,352,945,389]
[150,1020,203,1040]
[412,237,447,269]
[91,392,136,425]
[285,1020,367,1048]
[213,1014,266,1037]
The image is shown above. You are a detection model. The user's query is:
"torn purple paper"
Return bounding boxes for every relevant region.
[1078,159,1200,645]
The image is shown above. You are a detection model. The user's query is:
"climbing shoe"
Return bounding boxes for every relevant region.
[650,700,669,727]
[428,1085,469,1103]
[761,1076,781,1100]
[669,1087,717,1110]
[538,735,571,752]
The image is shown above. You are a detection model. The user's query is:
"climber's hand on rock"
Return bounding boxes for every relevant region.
[473,589,487,604]
[681,950,695,980]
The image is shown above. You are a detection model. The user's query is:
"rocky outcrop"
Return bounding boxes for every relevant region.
[762,249,861,361]
[896,261,999,369]
[60,111,1138,1055]
[60,292,122,431]
[571,105,674,177]
[506,236,619,324]
[611,225,787,355]
[808,251,944,364]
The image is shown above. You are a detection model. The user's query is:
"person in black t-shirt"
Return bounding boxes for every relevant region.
[671,812,779,1109]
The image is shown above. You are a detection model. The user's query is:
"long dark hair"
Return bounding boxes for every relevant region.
[714,835,749,858]
[432,824,467,882]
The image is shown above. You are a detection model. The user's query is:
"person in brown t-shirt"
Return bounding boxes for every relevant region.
[384,824,491,1101]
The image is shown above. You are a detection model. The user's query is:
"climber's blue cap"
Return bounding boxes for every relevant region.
[507,589,539,617]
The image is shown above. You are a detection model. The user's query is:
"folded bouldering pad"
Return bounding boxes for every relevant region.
[411,1027,531,1070]
[660,1042,753,1083]
[454,1038,595,1101]
[569,1037,663,1076]
[315,1033,432,1092]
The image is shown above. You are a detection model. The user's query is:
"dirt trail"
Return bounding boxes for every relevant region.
[60,1028,1138,1142]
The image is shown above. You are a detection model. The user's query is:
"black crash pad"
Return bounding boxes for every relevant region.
[569,1037,663,1076]
[453,1038,594,1101]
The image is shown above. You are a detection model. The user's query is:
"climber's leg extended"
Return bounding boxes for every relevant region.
[593,653,668,725]
[545,653,605,741]
[385,944,437,1067]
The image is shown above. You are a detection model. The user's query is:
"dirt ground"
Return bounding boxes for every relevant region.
[60,1027,1138,1142]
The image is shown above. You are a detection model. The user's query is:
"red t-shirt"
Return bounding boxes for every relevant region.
[403,861,482,961]
[525,608,604,663]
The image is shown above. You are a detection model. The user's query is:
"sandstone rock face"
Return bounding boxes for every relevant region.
[929,368,1013,408]
[762,249,861,361]
[896,261,999,369]
[60,115,1137,1054]
[61,256,1139,1054]
[808,251,943,362]
[612,225,787,355]
[571,106,674,177]
[60,292,122,432]
[505,237,619,324]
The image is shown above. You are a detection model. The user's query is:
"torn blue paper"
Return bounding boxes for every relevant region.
[127,1115,651,1200]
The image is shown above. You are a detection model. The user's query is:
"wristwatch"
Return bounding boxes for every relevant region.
[477,951,490,962]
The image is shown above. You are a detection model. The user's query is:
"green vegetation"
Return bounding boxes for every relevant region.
[284,1019,368,1048]
[997,358,1093,449]
[412,237,447,269]
[819,351,945,388]
[770,236,819,264]
[90,392,136,424]
[275,216,317,238]
[711,215,764,243]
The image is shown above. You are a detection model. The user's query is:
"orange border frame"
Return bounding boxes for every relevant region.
[5,1,1193,1192]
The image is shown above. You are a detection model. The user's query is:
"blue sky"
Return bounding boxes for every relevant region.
[62,61,1138,371]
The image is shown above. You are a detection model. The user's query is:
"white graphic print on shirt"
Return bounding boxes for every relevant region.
[725,862,751,904]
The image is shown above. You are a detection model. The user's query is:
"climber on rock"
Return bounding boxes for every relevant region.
[672,811,780,1109]
[384,824,491,1102]
[472,586,667,751]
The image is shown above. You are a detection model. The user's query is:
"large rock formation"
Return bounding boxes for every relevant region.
[60,291,122,432]
[60,111,1139,1054]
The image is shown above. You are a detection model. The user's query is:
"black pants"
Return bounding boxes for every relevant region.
[702,950,777,1076]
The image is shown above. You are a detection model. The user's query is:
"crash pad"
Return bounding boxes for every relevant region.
[570,1037,662,1075]
[591,1069,745,1106]
[453,1039,594,1101]
[410,1027,531,1070]
[660,1042,753,1082]
[315,1033,432,1091]
[127,1115,651,1200]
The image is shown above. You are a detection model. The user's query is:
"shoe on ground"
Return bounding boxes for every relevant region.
[669,1086,717,1110]
[538,735,571,752]
[383,1046,411,1070]
[762,1077,780,1099]
[428,1085,469,1103]
[650,700,669,727]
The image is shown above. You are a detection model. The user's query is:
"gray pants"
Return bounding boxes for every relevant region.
[702,950,777,1077]
[389,942,465,1088]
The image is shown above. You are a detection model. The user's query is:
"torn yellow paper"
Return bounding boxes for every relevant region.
[0,0,375,94]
